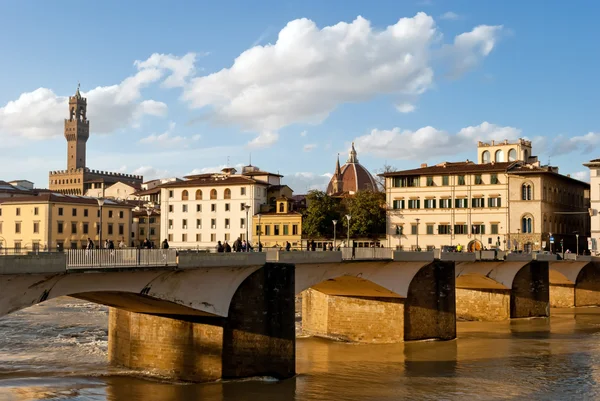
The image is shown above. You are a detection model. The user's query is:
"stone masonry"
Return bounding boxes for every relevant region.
[108,263,295,382]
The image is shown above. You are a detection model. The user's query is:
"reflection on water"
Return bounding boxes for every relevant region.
[2,298,600,400]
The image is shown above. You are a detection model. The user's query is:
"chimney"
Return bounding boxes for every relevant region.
[420,163,427,168]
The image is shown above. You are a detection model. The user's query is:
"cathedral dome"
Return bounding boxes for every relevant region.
[326,143,378,196]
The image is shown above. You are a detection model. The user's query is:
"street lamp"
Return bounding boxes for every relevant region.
[345,214,351,247]
[575,231,580,256]
[97,198,105,248]
[415,218,420,252]
[257,214,262,251]
[134,202,155,246]
[332,220,338,249]
[244,204,251,251]
[549,232,553,254]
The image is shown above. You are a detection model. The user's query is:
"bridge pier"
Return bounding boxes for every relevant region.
[301,260,455,343]
[455,260,549,321]
[108,263,296,382]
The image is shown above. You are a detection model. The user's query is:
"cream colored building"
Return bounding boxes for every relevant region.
[384,139,590,253]
[584,158,600,254]
[132,209,161,247]
[0,194,133,251]
[253,196,302,248]
[85,181,140,200]
[159,165,289,248]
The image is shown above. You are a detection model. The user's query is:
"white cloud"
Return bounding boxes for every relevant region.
[444,25,504,77]
[0,67,167,142]
[139,122,187,145]
[284,172,333,193]
[131,165,173,181]
[191,134,202,141]
[134,53,198,88]
[550,132,600,156]
[247,131,279,149]
[303,143,317,152]
[300,130,308,137]
[440,12,461,20]
[571,170,590,183]
[187,163,245,176]
[182,14,503,148]
[395,102,416,113]
[353,121,522,160]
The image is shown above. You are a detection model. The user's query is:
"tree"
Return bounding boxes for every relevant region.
[302,190,341,239]
[373,163,397,191]
[343,190,386,238]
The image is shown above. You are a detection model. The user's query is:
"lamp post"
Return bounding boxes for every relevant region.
[97,198,105,248]
[575,231,580,256]
[257,214,262,251]
[134,202,155,246]
[549,232,553,254]
[415,218,420,252]
[332,220,338,249]
[244,204,251,251]
[516,228,520,251]
[345,215,351,247]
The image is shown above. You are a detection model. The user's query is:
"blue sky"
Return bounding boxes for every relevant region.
[0,0,598,192]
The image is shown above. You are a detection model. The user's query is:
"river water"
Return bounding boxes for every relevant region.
[2,298,600,401]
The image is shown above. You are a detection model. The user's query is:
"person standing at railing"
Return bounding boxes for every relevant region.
[119,239,126,249]
[87,238,95,249]
[216,241,224,253]
[233,238,241,252]
[258,242,263,252]
[161,239,169,249]
[225,241,232,252]
[285,241,291,251]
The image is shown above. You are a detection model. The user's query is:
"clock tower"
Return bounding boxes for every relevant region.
[64,84,89,170]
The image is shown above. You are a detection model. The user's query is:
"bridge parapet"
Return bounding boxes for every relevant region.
[178,251,266,268]
[267,250,342,264]
[0,253,66,274]
[393,251,434,262]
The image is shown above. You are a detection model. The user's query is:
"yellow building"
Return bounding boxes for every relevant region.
[132,209,161,247]
[0,193,133,251]
[253,197,302,249]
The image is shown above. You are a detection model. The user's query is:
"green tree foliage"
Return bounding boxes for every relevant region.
[302,190,341,239]
[344,190,386,238]
[302,190,386,239]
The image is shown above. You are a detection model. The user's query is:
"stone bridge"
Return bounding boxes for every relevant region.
[2,250,600,382]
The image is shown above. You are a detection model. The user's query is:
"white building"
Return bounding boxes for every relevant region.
[159,166,284,248]
[85,181,139,200]
[584,159,600,254]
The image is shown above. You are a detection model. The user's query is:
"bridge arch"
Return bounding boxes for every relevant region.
[0,267,261,318]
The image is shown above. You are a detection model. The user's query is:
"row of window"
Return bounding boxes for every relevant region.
[0,207,125,219]
[168,203,247,213]
[481,148,519,163]
[392,197,502,210]
[392,174,500,188]
[256,224,299,236]
[169,187,248,200]
[167,233,246,243]
[397,223,500,235]
[1,221,125,236]
[168,218,247,230]
[395,218,535,235]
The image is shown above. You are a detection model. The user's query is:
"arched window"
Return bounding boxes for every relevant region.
[195,189,202,200]
[182,190,189,200]
[210,189,217,200]
[521,183,532,200]
[482,150,491,164]
[279,202,285,213]
[508,148,517,161]
[522,216,533,233]
[224,188,231,199]
[495,150,504,162]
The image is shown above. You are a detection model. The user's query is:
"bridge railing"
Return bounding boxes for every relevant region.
[66,249,178,269]
[341,247,394,260]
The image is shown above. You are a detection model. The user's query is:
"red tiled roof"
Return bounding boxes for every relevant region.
[159,175,268,188]
[327,162,378,195]
[0,193,133,207]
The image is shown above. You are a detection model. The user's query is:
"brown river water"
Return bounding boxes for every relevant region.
[2,298,600,400]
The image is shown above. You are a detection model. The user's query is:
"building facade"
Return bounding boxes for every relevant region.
[0,194,132,251]
[384,140,590,253]
[584,158,600,254]
[252,196,302,248]
[159,166,287,248]
[132,209,161,248]
[48,85,142,195]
